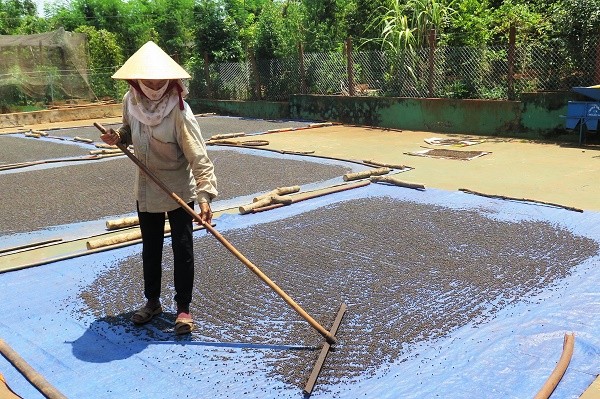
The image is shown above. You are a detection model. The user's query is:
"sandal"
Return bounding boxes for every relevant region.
[131,305,162,325]
[175,311,194,335]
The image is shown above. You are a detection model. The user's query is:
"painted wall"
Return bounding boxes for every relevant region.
[191,92,579,140]
[0,93,574,140]
[189,99,290,121]
[289,93,573,139]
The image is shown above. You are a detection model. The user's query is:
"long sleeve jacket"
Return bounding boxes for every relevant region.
[117,93,218,213]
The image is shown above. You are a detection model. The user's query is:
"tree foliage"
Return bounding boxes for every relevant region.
[0,0,597,101]
[74,25,125,98]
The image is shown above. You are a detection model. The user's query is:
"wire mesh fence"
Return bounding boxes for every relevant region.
[1,32,599,105]
[193,37,600,102]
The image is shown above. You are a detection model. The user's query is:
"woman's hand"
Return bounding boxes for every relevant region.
[198,202,213,225]
[100,128,121,145]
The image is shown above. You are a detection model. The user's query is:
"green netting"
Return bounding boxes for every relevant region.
[0,27,95,105]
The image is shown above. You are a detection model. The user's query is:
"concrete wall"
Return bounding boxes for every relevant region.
[289,92,573,139]
[0,103,122,129]
[1,93,572,139]
[191,92,577,140]
[189,99,290,120]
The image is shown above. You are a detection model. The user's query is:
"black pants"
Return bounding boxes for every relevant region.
[137,202,194,310]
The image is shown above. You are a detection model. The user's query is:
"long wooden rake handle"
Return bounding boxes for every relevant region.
[94,123,337,345]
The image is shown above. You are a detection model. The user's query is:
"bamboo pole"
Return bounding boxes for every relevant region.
[370,175,425,190]
[533,333,575,399]
[343,167,390,181]
[0,339,68,399]
[250,180,371,213]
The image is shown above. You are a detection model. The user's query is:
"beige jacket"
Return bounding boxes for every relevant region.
[117,92,218,213]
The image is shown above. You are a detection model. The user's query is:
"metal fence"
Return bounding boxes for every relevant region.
[192,38,600,102]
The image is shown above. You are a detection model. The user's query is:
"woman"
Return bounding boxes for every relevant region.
[100,41,218,335]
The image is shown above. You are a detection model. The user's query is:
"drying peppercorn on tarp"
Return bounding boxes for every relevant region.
[1,183,600,398]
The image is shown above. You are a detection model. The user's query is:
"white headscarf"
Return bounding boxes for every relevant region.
[128,80,188,126]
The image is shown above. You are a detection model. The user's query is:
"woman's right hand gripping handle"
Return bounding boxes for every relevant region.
[100,128,121,146]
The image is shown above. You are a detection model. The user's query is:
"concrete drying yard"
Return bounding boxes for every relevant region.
[1,113,600,398]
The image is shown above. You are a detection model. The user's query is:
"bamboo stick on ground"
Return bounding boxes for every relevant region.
[209,132,245,140]
[87,225,172,250]
[207,139,269,146]
[239,194,293,214]
[250,180,371,214]
[363,159,407,169]
[0,339,67,399]
[370,175,425,190]
[87,229,142,250]
[459,188,583,213]
[343,167,390,181]
[90,148,123,155]
[94,142,119,149]
[533,333,575,399]
[73,136,94,143]
[105,216,140,230]
[253,185,301,202]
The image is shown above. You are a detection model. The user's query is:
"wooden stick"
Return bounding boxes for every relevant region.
[209,132,245,140]
[363,159,407,169]
[239,196,276,214]
[105,216,140,230]
[207,139,269,146]
[253,186,300,202]
[533,333,575,399]
[0,153,122,172]
[250,180,371,213]
[94,122,338,345]
[73,136,93,143]
[370,175,425,190]
[87,229,143,250]
[90,148,122,155]
[94,143,119,149]
[239,194,293,214]
[303,303,347,395]
[459,188,583,213]
[343,167,390,181]
[0,339,68,399]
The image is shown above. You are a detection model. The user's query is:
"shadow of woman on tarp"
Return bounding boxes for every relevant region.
[69,311,317,364]
[68,310,184,363]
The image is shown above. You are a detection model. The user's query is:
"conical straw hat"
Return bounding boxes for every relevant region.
[112,41,191,80]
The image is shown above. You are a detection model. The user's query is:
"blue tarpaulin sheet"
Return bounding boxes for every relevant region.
[1,183,599,399]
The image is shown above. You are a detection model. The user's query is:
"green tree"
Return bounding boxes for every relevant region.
[255,1,303,58]
[223,0,270,50]
[147,0,195,61]
[409,0,456,46]
[302,0,343,52]
[443,0,493,46]
[193,0,242,61]
[75,25,126,99]
[488,0,551,44]
[0,0,41,34]
[352,0,389,49]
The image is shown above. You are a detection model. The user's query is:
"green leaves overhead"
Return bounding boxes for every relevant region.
[0,0,594,101]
